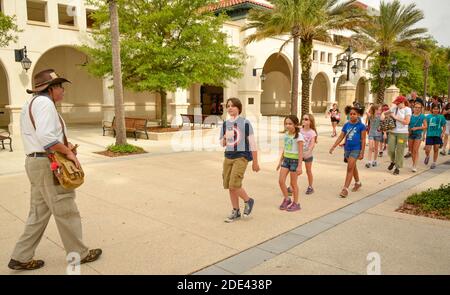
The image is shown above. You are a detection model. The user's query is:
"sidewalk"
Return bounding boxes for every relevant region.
[1,116,449,274]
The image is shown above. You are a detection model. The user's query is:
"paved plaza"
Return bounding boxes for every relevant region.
[1,117,449,275]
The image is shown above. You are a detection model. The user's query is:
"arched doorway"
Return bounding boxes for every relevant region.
[0,61,10,129]
[261,53,291,116]
[355,77,367,106]
[311,72,329,113]
[200,85,223,115]
[33,46,103,124]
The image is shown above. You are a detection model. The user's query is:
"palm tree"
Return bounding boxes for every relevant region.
[108,0,127,145]
[243,0,367,117]
[355,0,427,104]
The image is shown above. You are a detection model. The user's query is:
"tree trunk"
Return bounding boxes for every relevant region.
[300,38,313,118]
[159,90,168,128]
[109,0,127,145]
[423,59,430,100]
[291,32,299,116]
[376,52,389,104]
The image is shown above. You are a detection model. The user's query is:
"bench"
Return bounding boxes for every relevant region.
[180,114,220,128]
[102,117,149,140]
[0,130,12,152]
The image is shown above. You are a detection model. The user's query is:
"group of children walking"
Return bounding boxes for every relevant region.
[220,95,448,222]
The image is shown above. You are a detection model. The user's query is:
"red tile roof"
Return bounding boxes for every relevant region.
[209,0,273,11]
[208,0,368,12]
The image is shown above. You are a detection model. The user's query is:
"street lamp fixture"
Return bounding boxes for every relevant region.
[332,46,362,82]
[252,67,265,82]
[15,46,32,72]
[379,57,407,85]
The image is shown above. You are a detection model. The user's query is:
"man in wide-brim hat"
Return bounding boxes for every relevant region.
[8,69,102,271]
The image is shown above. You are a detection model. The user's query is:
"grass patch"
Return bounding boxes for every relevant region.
[397,183,450,220]
[107,143,144,153]
[94,143,147,157]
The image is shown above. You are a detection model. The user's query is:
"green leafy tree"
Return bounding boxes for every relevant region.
[0,12,20,47]
[429,46,450,97]
[243,0,367,117]
[368,51,423,97]
[355,0,427,104]
[83,0,243,127]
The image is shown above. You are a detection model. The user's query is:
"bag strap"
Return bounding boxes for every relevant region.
[29,96,68,147]
[345,125,357,139]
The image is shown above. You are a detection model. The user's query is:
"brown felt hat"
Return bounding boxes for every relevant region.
[26,69,70,94]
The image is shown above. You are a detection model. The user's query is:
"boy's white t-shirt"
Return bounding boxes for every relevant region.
[390,106,412,134]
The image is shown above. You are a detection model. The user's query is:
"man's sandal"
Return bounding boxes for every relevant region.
[80,249,103,264]
[8,259,44,271]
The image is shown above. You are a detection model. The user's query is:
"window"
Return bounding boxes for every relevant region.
[313,50,318,61]
[328,53,333,64]
[86,9,95,29]
[58,4,75,26]
[27,0,47,23]
[320,52,326,62]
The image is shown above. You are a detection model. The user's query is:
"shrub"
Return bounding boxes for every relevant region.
[107,144,144,154]
[405,183,450,217]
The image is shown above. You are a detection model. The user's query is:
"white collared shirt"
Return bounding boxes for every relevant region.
[20,94,67,155]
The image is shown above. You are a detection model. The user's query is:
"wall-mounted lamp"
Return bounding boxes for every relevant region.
[252,67,266,81]
[15,46,32,72]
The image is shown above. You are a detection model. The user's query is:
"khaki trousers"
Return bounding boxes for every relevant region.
[11,157,89,262]
[388,132,408,168]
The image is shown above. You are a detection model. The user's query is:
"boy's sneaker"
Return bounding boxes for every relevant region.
[393,168,400,175]
[388,162,395,171]
[224,209,241,223]
[305,186,314,195]
[424,156,430,165]
[243,198,254,216]
[365,162,371,168]
[286,203,301,212]
[372,161,378,167]
[430,163,436,169]
[279,198,292,210]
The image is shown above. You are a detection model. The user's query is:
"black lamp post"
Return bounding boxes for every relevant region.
[379,57,407,85]
[14,46,32,72]
[332,46,362,82]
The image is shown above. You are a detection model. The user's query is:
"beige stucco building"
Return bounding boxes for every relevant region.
[0,0,373,135]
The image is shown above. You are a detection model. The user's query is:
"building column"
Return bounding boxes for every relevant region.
[338,81,356,110]
[237,90,262,120]
[101,77,115,123]
[385,85,400,104]
[169,88,190,126]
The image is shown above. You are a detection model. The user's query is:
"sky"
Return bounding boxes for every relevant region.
[361,0,450,47]
[259,0,450,47]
